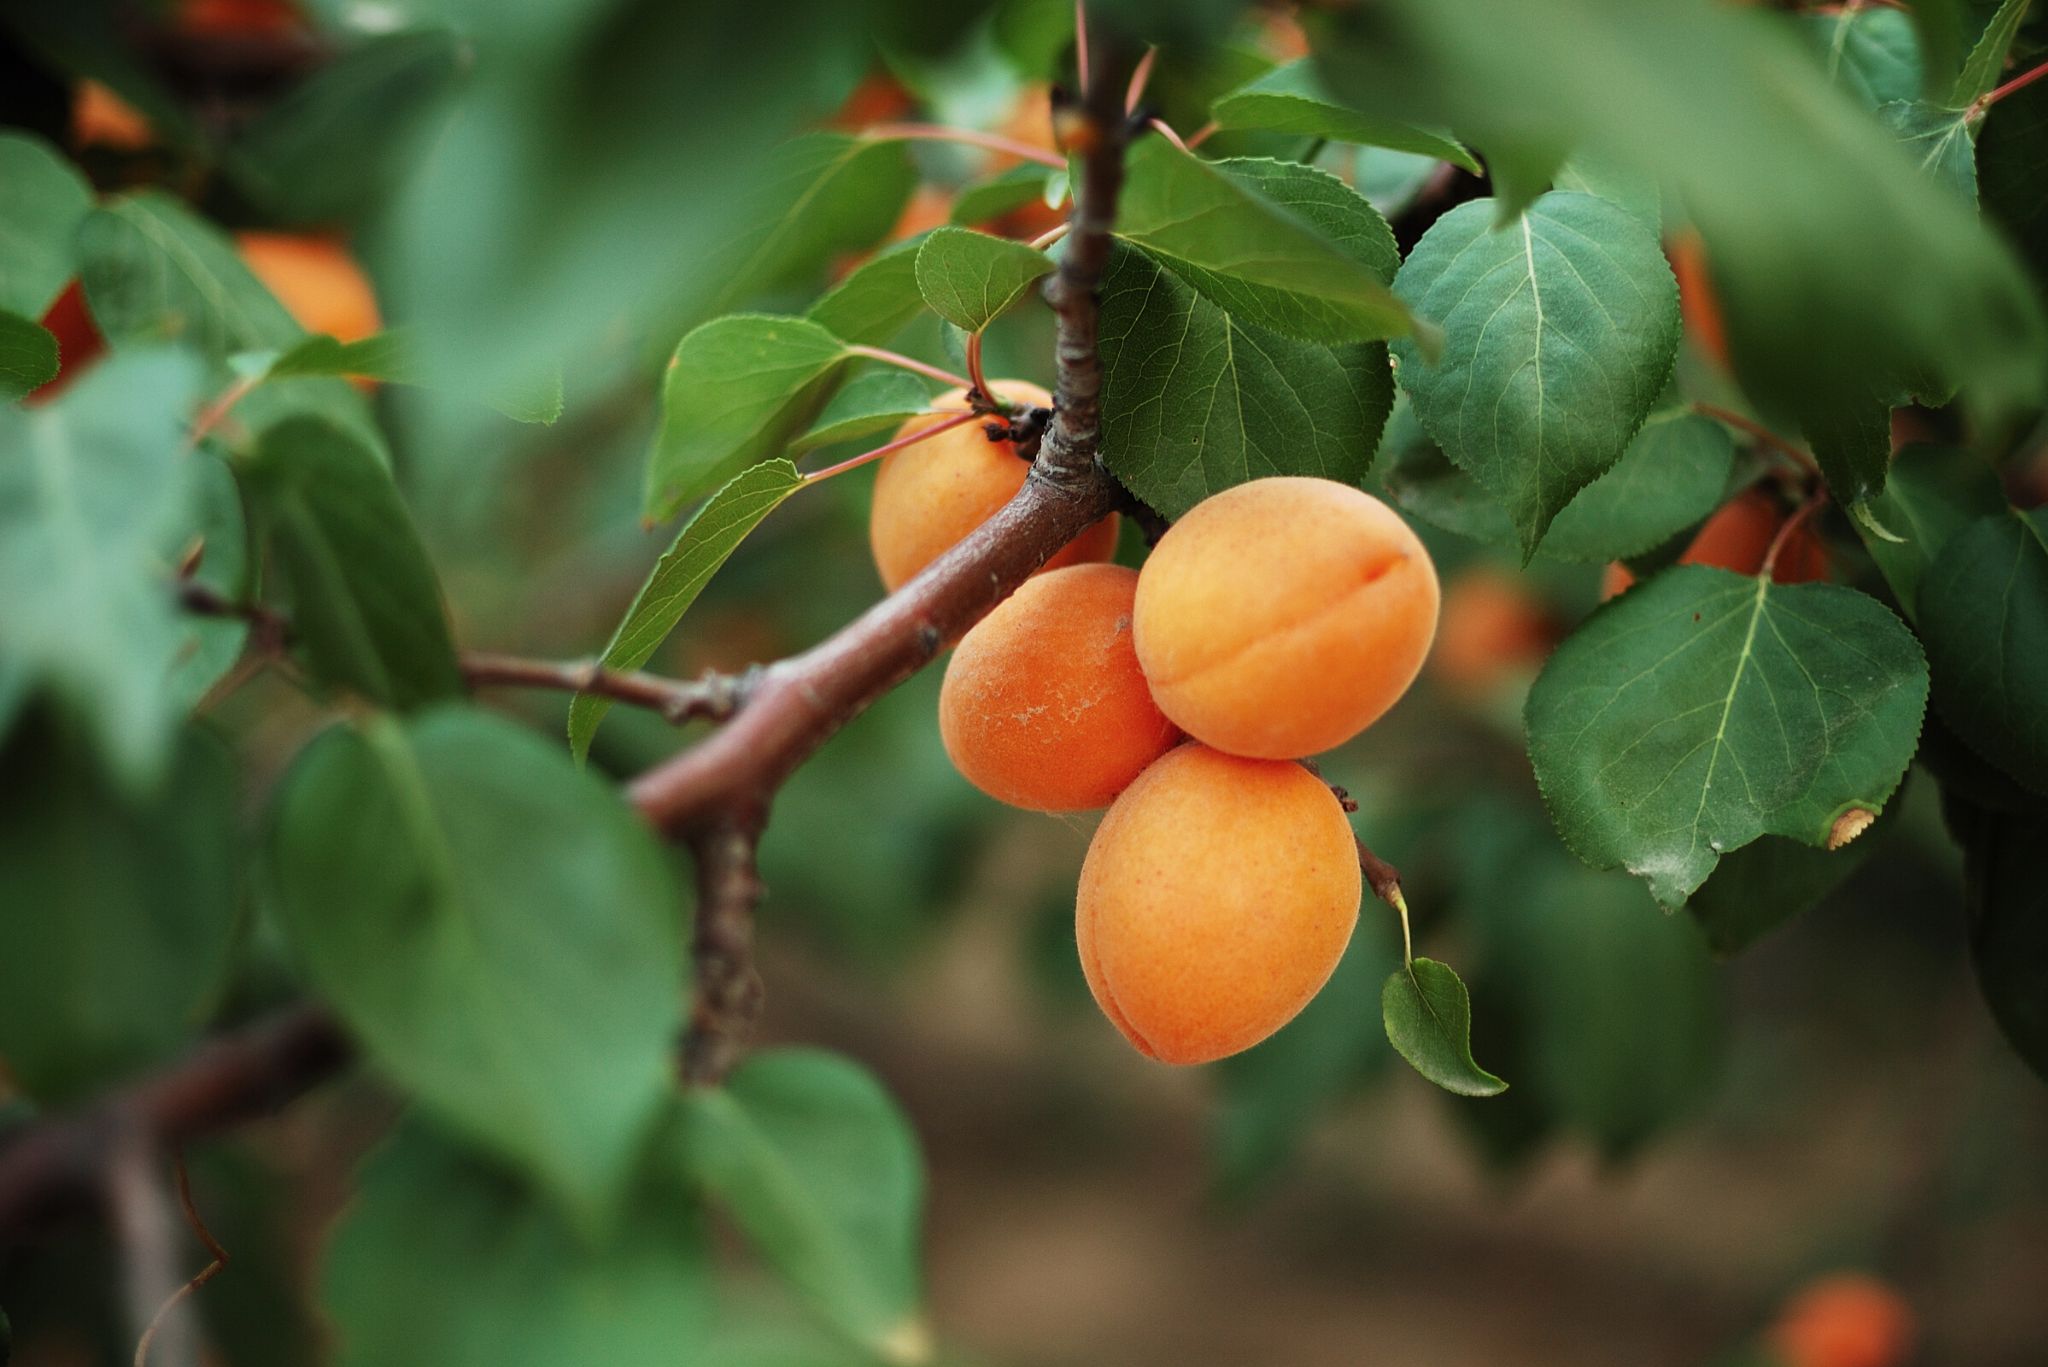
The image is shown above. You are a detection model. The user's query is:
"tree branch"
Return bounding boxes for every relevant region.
[681,813,769,1086]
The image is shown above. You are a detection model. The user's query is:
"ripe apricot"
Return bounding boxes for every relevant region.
[1668,228,1729,370]
[1766,1274,1915,1367]
[1431,568,1557,698]
[1076,744,1359,1063]
[72,81,155,152]
[868,380,1119,591]
[887,186,953,244]
[1132,477,1439,759]
[28,281,106,405]
[235,233,381,343]
[1602,487,1828,598]
[939,564,1179,811]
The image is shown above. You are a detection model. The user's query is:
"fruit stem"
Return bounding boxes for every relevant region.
[1691,402,1822,479]
[1185,120,1218,150]
[1760,486,1830,581]
[860,123,1066,170]
[1355,837,1412,965]
[965,330,992,409]
[844,344,974,392]
[800,410,982,485]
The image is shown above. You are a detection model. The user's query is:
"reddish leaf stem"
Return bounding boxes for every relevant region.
[861,122,1066,170]
[800,410,981,484]
[843,343,974,392]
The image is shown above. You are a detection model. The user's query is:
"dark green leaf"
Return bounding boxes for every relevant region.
[167,452,252,713]
[1527,567,1929,906]
[678,1050,926,1358]
[0,133,93,319]
[790,371,935,453]
[1801,391,1896,507]
[1382,958,1507,1097]
[0,313,58,402]
[912,227,1054,332]
[1685,800,1897,955]
[1798,5,1923,108]
[1919,512,2048,793]
[1553,148,1661,232]
[229,29,464,222]
[1373,396,1517,547]
[1977,64,2048,285]
[0,349,206,786]
[1391,191,1681,557]
[1857,443,2008,614]
[949,163,1063,225]
[569,460,805,761]
[1908,0,1968,96]
[1210,60,1480,172]
[231,375,393,468]
[1951,0,2032,105]
[1947,796,2048,1082]
[1355,147,1440,218]
[645,315,849,519]
[1881,100,1980,203]
[1098,244,1392,519]
[805,239,928,348]
[0,722,237,1103]
[77,194,301,361]
[1113,140,1416,345]
[324,1114,711,1365]
[240,417,463,711]
[267,709,686,1230]
[1536,410,1737,563]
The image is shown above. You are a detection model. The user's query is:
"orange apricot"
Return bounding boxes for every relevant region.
[28,281,106,406]
[1602,487,1829,598]
[868,380,1119,591]
[1076,744,1360,1063]
[939,564,1180,811]
[1668,228,1730,370]
[1431,567,1557,697]
[1132,477,1439,759]
[1766,1274,1915,1367]
[887,185,953,244]
[235,232,382,343]
[72,81,155,152]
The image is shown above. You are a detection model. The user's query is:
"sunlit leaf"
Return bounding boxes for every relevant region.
[912,227,1053,332]
[806,239,928,348]
[791,371,935,453]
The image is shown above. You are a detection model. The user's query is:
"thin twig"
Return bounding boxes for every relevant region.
[843,344,974,392]
[462,653,750,725]
[1147,117,1190,153]
[134,1154,228,1367]
[860,122,1065,170]
[1760,487,1830,580]
[1184,120,1217,149]
[1976,55,2048,114]
[801,410,982,485]
[1692,402,1822,477]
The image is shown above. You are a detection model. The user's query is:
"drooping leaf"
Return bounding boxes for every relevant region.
[1946,796,2048,1082]
[1534,410,1737,563]
[1950,0,2033,106]
[1527,567,1929,906]
[1685,800,1896,956]
[1112,140,1417,345]
[324,1114,712,1366]
[0,312,58,401]
[0,133,93,319]
[1382,957,1508,1097]
[1918,511,2048,793]
[677,1050,927,1358]
[949,163,1063,225]
[1800,390,1896,507]
[1098,244,1392,519]
[791,371,935,453]
[239,417,463,711]
[645,315,849,519]
[569,460,805,761]
[1391,191,1681,557]
[0,721,238,1103]
[0,349,206,786]
[1880,100,1980,203]
[266,709,686,1231]
[228,28,464,222]
[1797,4,1924,109]
[1209,59,1480,172]
[805,239,928,348]
[1856,443,2008,614]
[912,227,1053,332]
[256,330,565,424]
[77,193,302,361]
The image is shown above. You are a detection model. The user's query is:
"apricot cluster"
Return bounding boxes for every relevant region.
[870,429,1441,1065]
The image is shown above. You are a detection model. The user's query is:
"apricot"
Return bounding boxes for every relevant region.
[1076,744,1360,1063]
[235,233,381,344]
[869,380,1119,591]
[1132,477,1439,759]
[940,564,1179,811]
[887,185,953,244]
[1668,228,1729,370]
[72,81,155,152]
[1766,1274,1915,1367]
[1602,487,1828,598]
[1431,567,1557,698]
[28,281,106,405]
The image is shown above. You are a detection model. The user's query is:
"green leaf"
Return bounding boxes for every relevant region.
[267,709,686,1231]
[569,460,804,761]
[645,315,849,519]
[239,417,463,711]
[0,722,238,1103]
[324,1114,712,1366]
[1951,0,2033,106]
[790,371,935,453]
[1856,444,2008,614]
[806,239,928,348]
[1527,567,1930,907]
[0,133,93,318]
[1113,140,1416,345]
[1373,395,1516,547]
[949,163,1063,225]
[1535,410,1737,563]
[1098,244,1393,520]
[704,133,918,317]
[1946,796,2048,1082]
[1391,191,1681,557]
[1800,391,1895,507]
[1685,802,1895,956]
[1798,5,1923,109]
[77,193,302,361]
[259,330,566,424]
[228,29,464,222]
[231,374,393,467]
[1908,0,1969,97]
[1355,146,1441,217]
[912,227,1053,333]
[1918,512,2048,793]
[678,1050,927,1359]
[0,349,206,786]
[1553,148,1660,232]
[167,452,253,713]
[1381,958,1507,1097]
[1880,100,1980,203]
[0,312,58,402]
[1210,59,1480,172]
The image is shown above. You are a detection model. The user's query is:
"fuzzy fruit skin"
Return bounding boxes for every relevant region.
[1076,744,1360,1064]
[1766,1274,1915,1367]
[235,233,381,344]
[940,564,1180,812]
[1132,477,1439,759]
[868,380,1119,591]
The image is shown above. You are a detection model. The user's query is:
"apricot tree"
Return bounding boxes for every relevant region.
[1,0,2046,1362]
